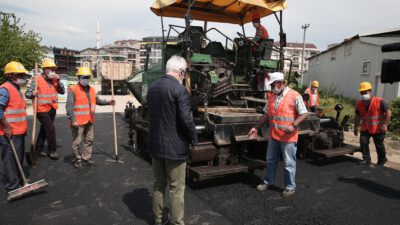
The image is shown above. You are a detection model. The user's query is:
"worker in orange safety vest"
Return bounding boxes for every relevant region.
[354,81,391,166]
[304,80,319,112]
[66,67,115,169]
[251,12,269,61]
[248,72,308,198]
[0,61,29,191]
[25,59,65,160]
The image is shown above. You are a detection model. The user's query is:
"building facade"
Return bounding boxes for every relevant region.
[53,47,79,75]
[77,46,140,76]
[271,42,320,73]
[305,29,400,101]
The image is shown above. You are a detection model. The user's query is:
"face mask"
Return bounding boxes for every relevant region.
[16,78,26,86]
[47,72,57,78]
[361,94,370,101]
[272,87,282,95]
[80,78,90,86]
[179,79,183,85]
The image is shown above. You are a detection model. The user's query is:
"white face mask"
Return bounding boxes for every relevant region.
[47,72,57,78]
[272,87,282,95]
[16,78,26,86]
[179,79,183,85]
[361,94,371,101]
[80,78,90,86]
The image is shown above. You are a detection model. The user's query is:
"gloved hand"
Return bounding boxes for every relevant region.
[353,127,358,136]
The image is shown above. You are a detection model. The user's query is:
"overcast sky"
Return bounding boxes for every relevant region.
[1,0,399,51]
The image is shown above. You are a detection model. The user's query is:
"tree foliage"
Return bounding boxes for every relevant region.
[388,97,400,139]
[0,12,44,83]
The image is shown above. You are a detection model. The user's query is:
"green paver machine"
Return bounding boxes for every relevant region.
[125,0,357,181]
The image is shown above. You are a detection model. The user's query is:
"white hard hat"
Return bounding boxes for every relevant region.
[267,72,284,86]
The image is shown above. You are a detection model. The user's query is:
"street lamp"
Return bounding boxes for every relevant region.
[300,23,310,87]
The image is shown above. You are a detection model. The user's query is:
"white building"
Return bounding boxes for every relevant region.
[271,42,320,73]
[77,45,140,76]
[305,29,400,102]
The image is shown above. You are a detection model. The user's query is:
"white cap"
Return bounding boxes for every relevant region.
[267,72,284,86]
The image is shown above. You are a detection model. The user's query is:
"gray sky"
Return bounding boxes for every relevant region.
[1,0,399,51]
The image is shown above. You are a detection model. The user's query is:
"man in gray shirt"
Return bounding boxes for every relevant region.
[66,67,114,169]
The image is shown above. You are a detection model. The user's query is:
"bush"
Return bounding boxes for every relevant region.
[388,97,400,139]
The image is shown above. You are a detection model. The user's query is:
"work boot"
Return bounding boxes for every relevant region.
[48,152,59,160]
[39,151,48,157]
[256,183,269,191]
[282,189,296,198]
[359,159,371,165]
[82,159,95,166]
[73,160,82,169]
[377,157,388,166]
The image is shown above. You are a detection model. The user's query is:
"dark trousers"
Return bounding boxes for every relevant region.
[360,131,386,162]
[36,108,57,153]
[1,135,26,191]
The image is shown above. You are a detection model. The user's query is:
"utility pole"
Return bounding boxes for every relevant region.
[300,23,310,87]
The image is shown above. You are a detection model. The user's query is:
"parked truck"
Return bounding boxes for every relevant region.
[99,59,132,95]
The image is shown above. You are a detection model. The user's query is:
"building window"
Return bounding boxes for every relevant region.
[331,50,336,61]
[362,60,371,75]
[345,43,352,56]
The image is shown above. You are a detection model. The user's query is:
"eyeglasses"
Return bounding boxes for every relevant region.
[179,69,186,77]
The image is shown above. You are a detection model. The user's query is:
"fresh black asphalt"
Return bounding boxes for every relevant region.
[0,113,399,225]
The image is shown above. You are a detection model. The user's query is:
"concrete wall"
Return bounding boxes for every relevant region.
[305,38,400,102]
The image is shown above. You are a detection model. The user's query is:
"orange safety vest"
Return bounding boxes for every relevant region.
[70,84,96,125]
[306,87,319,108]
[356,97,386,134]
[267,89,300,143]
[36,75,59,112]
[256,24,269,39]
[0,82,28,135]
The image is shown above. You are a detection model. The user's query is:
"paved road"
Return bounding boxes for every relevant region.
[1,114,400,225]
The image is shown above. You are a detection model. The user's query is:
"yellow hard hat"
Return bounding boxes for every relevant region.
[4,61,28,74]
[359,82,372,92]
[76,67,93,76]
[42,59,57,69]
[311,80,319,88]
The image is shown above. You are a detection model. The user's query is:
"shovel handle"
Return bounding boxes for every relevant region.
[9,138,28,185]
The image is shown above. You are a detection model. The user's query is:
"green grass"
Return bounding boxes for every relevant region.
[291,84,356,122]
[318,89,356,122]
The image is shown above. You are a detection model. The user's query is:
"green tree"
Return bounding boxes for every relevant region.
[388,97,400,139]
[0,12,44,83]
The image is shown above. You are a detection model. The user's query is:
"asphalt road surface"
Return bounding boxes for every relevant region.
[1,113,400,225]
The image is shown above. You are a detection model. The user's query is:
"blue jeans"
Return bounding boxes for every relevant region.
[263,138,297,190]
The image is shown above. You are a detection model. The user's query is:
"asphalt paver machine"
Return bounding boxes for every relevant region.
[125,0,357,181]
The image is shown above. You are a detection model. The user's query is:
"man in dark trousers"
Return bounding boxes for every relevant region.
[354,81,392,166]
[147,55,197,225]
[25,59,65,160]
